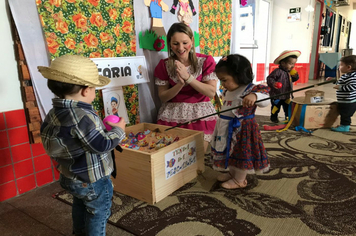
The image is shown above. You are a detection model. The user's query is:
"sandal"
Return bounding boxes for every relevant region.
[221,178,247,189]
[217,172,232,182]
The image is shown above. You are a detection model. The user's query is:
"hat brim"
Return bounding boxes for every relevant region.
[274,50,301,64]
[38,66,110,87]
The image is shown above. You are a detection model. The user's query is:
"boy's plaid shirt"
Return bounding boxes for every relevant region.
[41,99,126,183]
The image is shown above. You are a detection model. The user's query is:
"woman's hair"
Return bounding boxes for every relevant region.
[47,80,88,99]
[215,54,253,85]
[280,55,298,64]
[167,22,197,74]
[340,55,356,71]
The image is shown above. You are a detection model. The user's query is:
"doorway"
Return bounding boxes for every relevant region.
[238,0,272,84]
[310,0,325,80]
[335,14,342,53]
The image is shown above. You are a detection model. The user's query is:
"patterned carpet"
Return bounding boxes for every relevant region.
[54,116,356,236]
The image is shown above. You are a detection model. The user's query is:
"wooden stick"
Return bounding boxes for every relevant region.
[164,79,337,131]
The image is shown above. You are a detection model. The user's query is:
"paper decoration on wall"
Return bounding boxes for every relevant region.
[102,87,129,124]
[323,0,334,7]
[170,0,197,25]
[144,0,169,37]
[199,0,232,57]
[139,30,199,52]
[153,38,166,51]
[139,30,168,51]
[90,56,150,89]
[36,0,140,125]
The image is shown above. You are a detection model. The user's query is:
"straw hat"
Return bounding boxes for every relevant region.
[273,50,301,64]
[38,55,110,87]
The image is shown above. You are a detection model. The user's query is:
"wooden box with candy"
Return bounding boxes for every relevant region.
[112,123,205,204]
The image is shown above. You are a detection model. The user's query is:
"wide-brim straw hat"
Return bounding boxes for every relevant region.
[273,50,301,64]
[38,54,110,87]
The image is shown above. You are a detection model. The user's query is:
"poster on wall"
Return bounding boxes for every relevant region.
[91,56,149,89]
[287,7,301,22]
[165,140,197,179]
[137,0,200,52]
[102,87,129,124]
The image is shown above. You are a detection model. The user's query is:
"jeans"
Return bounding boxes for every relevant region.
[59,174,113,236]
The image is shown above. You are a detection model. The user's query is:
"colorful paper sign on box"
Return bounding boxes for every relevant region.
[165,140,197,179]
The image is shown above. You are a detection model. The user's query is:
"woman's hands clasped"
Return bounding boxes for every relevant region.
[175,60,190,84]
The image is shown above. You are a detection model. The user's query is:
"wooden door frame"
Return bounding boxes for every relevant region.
[313,0,325,80]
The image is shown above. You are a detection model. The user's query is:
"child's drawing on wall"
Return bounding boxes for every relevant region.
[102,87,130,123]
[170,0,196,25]
[144,0,169,37]
[111,97,119,116]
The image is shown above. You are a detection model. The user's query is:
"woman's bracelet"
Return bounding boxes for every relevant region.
[185,75,195,84]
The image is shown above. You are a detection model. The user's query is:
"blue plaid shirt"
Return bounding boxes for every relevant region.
[41,99,126,183]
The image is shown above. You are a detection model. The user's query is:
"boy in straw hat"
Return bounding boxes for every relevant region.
[38,54,126,236]
[267,50,301,123]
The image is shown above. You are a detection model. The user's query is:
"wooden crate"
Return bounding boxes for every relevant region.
[112,123,204,204]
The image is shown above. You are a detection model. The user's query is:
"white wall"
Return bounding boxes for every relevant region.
[269,0,314,63]
[0,0,23,112]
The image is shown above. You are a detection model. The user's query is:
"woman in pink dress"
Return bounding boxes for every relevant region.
[154,22,218,152]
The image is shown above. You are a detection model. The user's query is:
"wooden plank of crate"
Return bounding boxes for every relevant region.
[113,149,154,204]
[152,131,204,203]
[113,123,204,204]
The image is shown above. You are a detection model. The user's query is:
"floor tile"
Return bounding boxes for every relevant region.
[0,202,63,236]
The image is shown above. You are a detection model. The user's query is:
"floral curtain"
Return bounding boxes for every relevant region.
[36,0,139,124]
[199,0,232,57]
[199,0,232,111]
